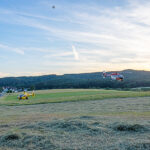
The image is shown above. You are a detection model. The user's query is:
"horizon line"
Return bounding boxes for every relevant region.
[0,69,149,79]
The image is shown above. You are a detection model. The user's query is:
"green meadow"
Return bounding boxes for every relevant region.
[0,89,150,149]
[1,89,150,106]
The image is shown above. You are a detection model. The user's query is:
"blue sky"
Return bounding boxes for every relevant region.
[0,0,150,77]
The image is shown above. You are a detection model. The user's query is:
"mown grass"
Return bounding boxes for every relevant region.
[1,89,150,106]
[85,111,150,117]
[0,90,150,150]
[0,116,150,150]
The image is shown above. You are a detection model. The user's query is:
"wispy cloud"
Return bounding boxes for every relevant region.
[0,44,24,55]
[1,0,150,76]
[72,45,79,60]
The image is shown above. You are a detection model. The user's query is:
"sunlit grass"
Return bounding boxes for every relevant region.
[1,89,150,106]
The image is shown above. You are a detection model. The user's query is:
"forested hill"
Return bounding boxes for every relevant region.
[1,69,150,89]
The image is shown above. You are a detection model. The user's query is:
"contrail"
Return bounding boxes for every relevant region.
[72,45,79,60]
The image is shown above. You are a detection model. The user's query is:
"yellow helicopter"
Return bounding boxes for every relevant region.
[18,91,35,100]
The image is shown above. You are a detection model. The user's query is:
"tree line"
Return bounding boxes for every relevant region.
[1,69,150,90]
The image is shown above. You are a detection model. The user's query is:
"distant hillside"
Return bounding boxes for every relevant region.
[1,69,150,89]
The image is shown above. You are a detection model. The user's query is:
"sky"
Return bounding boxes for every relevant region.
[0,0,150,77]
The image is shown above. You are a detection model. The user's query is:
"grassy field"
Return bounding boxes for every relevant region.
[0,89,150,149]
[1,89,150,106]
